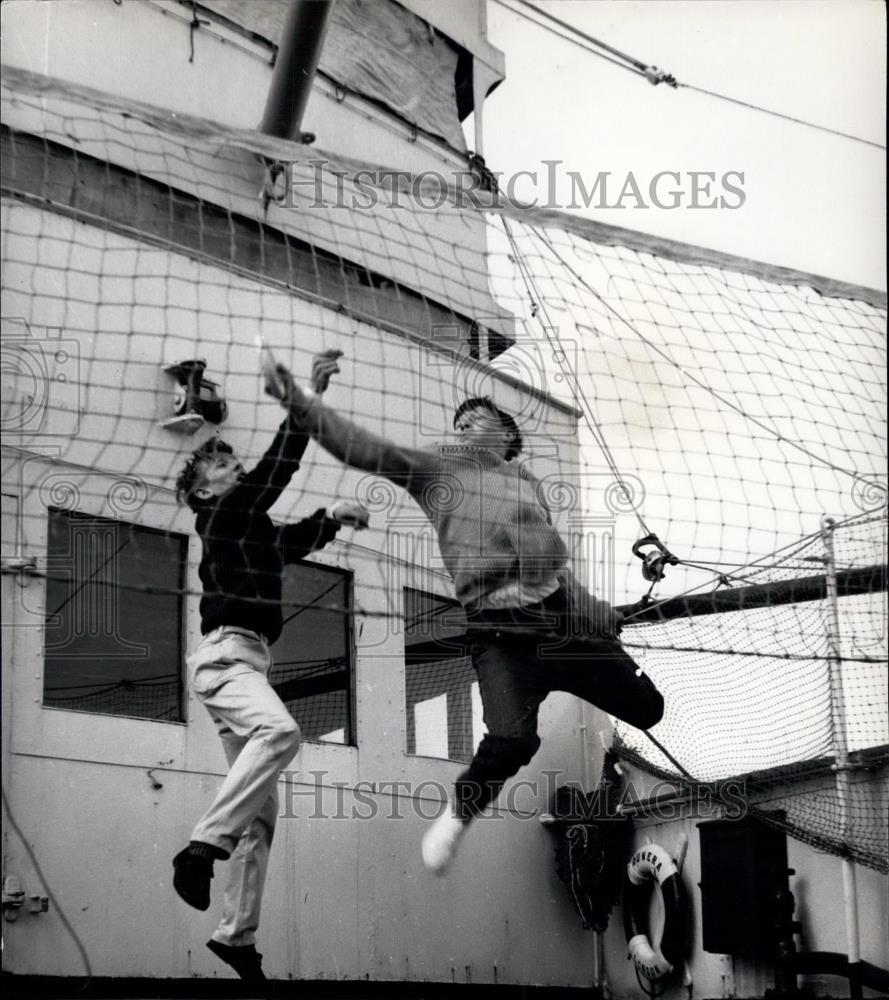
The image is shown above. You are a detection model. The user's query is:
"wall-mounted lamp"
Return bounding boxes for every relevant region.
[159,359,227,434]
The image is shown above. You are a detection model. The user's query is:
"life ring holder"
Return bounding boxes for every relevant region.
[623,843,686,982]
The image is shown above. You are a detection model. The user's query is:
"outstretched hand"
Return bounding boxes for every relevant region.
[311,349,343,395]
[263,360,306,408]
[329,500,370,530]
[262,347,342,409]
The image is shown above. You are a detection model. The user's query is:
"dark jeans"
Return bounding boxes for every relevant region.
[454,596,663,821]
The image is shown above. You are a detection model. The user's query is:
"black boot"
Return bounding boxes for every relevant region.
[172,842,224,911]
[207,939,267,982]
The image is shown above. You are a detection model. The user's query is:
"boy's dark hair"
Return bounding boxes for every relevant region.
[175,438,234,507]
[453,397,523,461]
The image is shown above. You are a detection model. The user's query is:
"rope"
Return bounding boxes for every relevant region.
[642,731,695,780]
[513,0,652,74]
[679,82,885,151]
[46,536,132,619]
[492,0,648,81]
[496,0,885,150]
[280,576,343,626]
[622,642,886,665]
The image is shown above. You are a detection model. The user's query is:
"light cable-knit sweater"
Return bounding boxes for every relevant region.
[293,399,579,609]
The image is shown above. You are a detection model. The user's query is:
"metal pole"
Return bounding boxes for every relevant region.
[821,516,863,1000]
[260,0,335,141]
[595,930,609,998]
[578,704,608,995]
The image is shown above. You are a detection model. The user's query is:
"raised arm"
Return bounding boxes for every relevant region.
[266,356,437,493]
[222,415,309,513]
[297,398,436,492]
[223,349,344,513]
[279,507,341,563]
[279,500,369,563]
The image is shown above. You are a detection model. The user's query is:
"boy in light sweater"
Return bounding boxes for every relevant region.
[266,355,664,875]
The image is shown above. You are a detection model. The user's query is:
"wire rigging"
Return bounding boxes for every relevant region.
[279,576,343,627]
[676,82,886,151]
[46,535,132,619]
[620,513,864,625]
[497,0,885,151]
[514,0,667,78]
[622,642,886,665]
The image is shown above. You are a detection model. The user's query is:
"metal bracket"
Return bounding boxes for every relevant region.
[632,533,680,583]
[2,876,25,922]
[0,555,38,576]
[644,65,678,88]
[259,160,290,211]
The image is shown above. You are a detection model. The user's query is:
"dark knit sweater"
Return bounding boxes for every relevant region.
[191,418,340,644]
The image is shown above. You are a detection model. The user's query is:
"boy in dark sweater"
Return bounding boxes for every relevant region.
[264,354,663,877]
[172,351,367,982]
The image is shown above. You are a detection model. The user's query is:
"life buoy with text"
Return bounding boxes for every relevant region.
[623,843,687,980]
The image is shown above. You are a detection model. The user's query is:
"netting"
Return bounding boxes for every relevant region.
[619,515,887,769]
[1,65,886,870]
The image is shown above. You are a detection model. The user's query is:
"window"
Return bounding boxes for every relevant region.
[404,588,485,763]
[273,561,353,745]
[43,508,186,722]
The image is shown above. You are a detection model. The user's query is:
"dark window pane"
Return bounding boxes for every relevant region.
[404,588,480,763]
[275,562,352,745]
[43,508,186,722]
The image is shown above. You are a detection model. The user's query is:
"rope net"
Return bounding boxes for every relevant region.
[1,67,886,870]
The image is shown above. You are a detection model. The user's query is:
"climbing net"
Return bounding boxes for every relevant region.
[1,65,886,867]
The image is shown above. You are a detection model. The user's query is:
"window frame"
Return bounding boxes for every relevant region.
[403,586,479,764]
[42,505,188,725]
[273,555,356,748]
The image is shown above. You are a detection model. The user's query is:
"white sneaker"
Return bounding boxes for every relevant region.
[422,807,467,876]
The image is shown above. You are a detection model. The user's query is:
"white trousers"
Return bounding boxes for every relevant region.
[188,627,300,946]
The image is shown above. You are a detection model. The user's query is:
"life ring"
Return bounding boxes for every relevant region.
[623,843,687,981]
